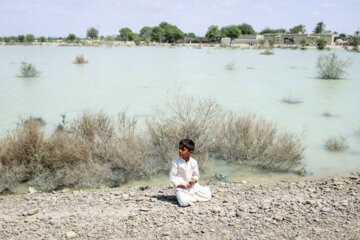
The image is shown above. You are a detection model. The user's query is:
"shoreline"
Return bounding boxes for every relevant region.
[1,174,359,239]
[0,41,353,50]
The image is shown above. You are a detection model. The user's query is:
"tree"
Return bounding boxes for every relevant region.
[151,26,165,42]
[289,24,306,34]
[87,27,99,40]
[25,34,35,42]
[339,33,346,39]
[67,33,76,42]
[237,23,255,35]
[158,22,184,42]
[140,26,152,41]
[314,22,326,34]
[119,27,134,41]
[260,28,286,34]
[205,25,221,42]
[38,36,46,42]
[17,35,25,42]
[186,32,196,38]
[220,25,241,40]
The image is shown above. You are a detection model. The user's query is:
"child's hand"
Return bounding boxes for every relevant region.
[187,178,197,188]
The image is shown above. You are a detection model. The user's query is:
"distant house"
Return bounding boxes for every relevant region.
[263,33,335,46]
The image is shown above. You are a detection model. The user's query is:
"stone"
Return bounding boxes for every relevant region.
[28,209,39,216]
[274,215,284,221]
[66,231,77,238]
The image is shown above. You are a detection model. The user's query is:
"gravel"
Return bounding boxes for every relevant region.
[1,174,360,239]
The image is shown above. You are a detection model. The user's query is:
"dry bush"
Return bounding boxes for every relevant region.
[147,97,222,170]
[73,54,88,64]
[0,112,153,192]
[260,49,274,55]
[325,135,348,151]
[215,113,305,174]
[225,62,235,70]
[282,94,303,104]
[323,112,332,117]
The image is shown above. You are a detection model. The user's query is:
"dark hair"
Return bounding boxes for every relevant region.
[179,139,195,151]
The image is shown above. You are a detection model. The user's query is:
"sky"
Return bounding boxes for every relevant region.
[0,0,359,37]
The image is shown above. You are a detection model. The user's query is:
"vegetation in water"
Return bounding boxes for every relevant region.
[73,55,88,64]
[324,135,348,151]
[0,98,306,193]
[316,52,350,79]
[225,62,235,70]
[282,94,303,104]
[18,62,40,78]
[260,49,274,55]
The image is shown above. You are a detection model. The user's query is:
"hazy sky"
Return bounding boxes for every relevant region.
[0,0,359,37]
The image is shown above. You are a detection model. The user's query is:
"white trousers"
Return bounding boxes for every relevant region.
[176,185,211,207]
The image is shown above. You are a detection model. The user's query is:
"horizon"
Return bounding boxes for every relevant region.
[0,0,359,38]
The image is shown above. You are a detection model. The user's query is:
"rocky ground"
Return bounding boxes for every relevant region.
[1,174,360,240]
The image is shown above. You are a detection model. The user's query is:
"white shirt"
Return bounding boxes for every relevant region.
[169,157,200,194]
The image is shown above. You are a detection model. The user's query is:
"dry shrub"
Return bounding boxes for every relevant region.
[260,49,274,55]
[325,135,348,151]
[215,113,305,174]
[0,112,152,192]
[282,94,303,104]
[225,62,235,70]
[147,97,222,170]
[73,54,88,64]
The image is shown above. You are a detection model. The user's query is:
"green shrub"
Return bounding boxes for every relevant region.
[316,52,350,79]
[352,36,359,51]
[300,38,306,49]
[316,38,327,50]
[18,62,40,78]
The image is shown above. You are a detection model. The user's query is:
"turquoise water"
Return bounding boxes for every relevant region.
[0,46,359,179]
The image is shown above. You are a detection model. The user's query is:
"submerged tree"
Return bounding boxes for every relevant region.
[18,62,40,78]
[316,52,351,79]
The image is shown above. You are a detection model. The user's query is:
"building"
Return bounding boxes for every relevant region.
[263,33,335,46]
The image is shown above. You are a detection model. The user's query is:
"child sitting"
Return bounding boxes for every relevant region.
[169,139,211,207]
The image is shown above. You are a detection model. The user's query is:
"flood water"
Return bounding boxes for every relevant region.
[0,45,359,186]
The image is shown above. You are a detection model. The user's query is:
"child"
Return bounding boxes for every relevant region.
[169,139,211,207]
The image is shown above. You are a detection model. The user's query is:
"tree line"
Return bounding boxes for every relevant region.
[1,22,358,44]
